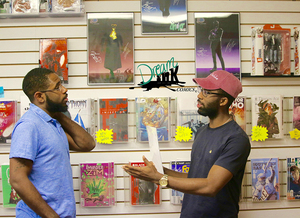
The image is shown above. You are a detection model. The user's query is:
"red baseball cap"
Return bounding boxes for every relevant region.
[193,70,242,98]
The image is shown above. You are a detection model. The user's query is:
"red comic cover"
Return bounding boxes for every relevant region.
[229,96,246,131]
[0,101,17,144]
[98,98,128,142]
[40,38,68,84]
[130,162,160,206]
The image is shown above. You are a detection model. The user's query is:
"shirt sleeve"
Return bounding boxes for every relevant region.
[214,133,251,176]
[9,120,39,161]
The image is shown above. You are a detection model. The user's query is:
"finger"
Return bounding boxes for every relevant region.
[143,155,151,165]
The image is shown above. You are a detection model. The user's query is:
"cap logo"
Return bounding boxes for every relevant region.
[211,73,219,80]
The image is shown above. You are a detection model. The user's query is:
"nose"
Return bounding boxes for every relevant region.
[197,91,204,99]
[61,85,68,93]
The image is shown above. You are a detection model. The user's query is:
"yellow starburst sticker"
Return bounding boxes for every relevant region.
[251,126,268,141]
[289,128,300,140]
[95,129,114,144]
[175,126,193,142]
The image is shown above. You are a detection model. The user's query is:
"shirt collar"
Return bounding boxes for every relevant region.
[30,103,58,126]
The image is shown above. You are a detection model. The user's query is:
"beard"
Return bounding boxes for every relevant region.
[197,100,219,119]
[45,94,68,113]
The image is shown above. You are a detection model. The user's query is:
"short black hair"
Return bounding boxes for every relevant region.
[22,68,53,102]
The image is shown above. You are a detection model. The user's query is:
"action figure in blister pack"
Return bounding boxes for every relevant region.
[264,33,282,74]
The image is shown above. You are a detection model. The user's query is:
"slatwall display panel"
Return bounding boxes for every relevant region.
[1,0,300,217]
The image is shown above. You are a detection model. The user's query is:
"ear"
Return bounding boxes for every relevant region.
[219,97,228,107]
[33,91,46,104]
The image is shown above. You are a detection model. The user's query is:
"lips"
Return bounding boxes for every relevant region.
[197,100,203,108]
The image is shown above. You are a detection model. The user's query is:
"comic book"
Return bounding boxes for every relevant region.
[178,110,208,141]
[130,162,160,206]
[39,38,68,84]
[294,27,300,76]
[0,100,17,144]
[170,160,190,205]
[229,96,246,132]
[293,96,300,130]
[287,157,300,200]
[67,98,95,137]
[0,0,11,13]
[98,98,128,142]
[251,158,280,201]
[251,95,283,139]
[80,162,115,207]
[12,0,39,13]
[136,97,170,142]
[50,0,82,13]
[1,165,21,207]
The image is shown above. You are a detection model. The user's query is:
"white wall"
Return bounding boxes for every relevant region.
[1,1,300,217]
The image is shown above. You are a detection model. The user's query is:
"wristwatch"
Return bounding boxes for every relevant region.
[159,174,169,187]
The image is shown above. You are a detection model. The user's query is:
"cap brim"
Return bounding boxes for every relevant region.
[192,78,220,90]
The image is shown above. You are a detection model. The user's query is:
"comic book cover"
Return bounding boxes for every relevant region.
[251,158,280,201]
[98,98,128,142]
[0,100,17,144]
[293,96,300,130]
[170,161,190,205]
[39,38,68,84]
[229,96,246,132]
[195,13,240,79]
[130,162,160,206]
[51,0,81,13]
[80,162,115,207]
[1,165,21,207]
[136,97,170,142]
[67,98,95,137]
[178,110,208,141]
[287,157,300,200]
[0,0,11,13]
[251,95,283,139]
[12,0,39,13]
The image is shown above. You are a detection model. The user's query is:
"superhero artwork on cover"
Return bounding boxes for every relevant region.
[87,13,134,85]
[252,95,283,139]
[251,158,280,201]
[40,38,68,84]
[293,96,300,131]
[98,98,128,142]
[179,110,208,141]
[141,0,187,34]
[80,162,115,207]
[170,161,190,204]
[136,97,170,142]
[1,165,21,208]
[130,162,160,205]
[229,96,246,131]
[287,157,300,200]
[0,101,17,144]
[195,13,240,79]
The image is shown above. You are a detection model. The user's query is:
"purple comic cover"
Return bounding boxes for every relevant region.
[195,13,241,80]
[80,162,114,207]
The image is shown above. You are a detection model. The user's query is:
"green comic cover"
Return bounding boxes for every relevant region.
[1,165,21,207]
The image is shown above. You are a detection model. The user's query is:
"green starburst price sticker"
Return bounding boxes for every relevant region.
[289,128,300,140]
[95,129,114,144]
[175,126,193,142]
[251,126,268,141]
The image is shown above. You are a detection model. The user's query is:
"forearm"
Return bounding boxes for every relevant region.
[54,112,95,151]
[163,167,188,178]
[11,177,59,218]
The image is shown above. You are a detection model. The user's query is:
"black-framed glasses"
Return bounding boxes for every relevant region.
[39,84,64,93]
[197,87,224,98]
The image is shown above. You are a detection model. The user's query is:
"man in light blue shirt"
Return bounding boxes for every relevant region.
[9,68,95,218]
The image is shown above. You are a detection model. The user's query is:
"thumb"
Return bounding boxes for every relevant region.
[142,155,151,166]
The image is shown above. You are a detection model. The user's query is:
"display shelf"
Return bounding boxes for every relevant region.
[242,73,300,77]
[0,11,84,19]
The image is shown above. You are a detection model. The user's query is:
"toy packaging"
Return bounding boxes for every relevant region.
[251,24,291,76]
[0,100,17,144]
[12,0,39,13]
[294,27,300,76]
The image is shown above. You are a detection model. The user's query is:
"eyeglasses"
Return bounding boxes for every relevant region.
[39,84,65,93]
[197,87,224,98]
